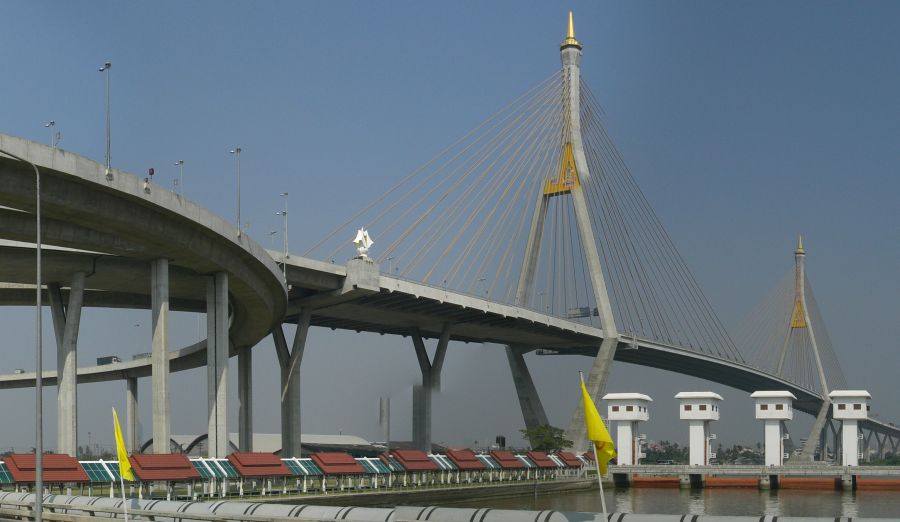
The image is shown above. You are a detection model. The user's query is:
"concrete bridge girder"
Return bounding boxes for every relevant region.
[0,134,286,457]
[0,135,286,347]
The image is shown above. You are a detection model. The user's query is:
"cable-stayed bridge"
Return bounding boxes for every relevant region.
[0,13,896,463]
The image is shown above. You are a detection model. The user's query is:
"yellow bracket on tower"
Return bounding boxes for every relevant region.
[544,142,580,196]
[790,299,808,329]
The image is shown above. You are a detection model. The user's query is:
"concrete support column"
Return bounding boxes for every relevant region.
[125,377,139,454]
[48,276,85,458]
[151,259,171,454]
[273,309,310,458]
[411,326,450,452]
[206,272,229,458]
[238,346,252,452]
[505,345,549,431]
[412,384,430,452]
[565,337,618,453]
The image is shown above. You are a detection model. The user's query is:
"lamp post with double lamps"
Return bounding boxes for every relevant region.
[276,192,289,281]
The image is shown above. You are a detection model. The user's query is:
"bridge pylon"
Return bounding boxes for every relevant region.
[505,12,620,452]
[779,236,834,462]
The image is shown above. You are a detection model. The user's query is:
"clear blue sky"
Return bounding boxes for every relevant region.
[0,1,897,452]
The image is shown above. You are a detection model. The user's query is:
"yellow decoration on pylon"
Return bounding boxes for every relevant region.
[790,299,807,329]
[544,142,580,196]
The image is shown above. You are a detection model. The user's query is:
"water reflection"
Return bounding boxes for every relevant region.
[444,488,900,518]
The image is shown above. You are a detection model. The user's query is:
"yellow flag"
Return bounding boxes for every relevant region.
[112,407,135,481]
[580,374,616,474]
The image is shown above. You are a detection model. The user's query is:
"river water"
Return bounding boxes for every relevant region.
[445,487,900,518]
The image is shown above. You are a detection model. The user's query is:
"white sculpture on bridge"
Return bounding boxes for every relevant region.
[353,228,374,259]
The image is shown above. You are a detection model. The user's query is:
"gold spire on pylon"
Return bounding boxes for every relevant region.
[796,234,805,255]
[561,11,582,50]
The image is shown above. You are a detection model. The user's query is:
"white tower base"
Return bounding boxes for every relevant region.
[764,420,784,466]
[841,419,859,466]
[616,422,635,465]
[688,420,709,466]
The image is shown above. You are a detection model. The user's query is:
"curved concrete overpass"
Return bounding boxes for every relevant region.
[0,134,287,454]
[0,134,287,346]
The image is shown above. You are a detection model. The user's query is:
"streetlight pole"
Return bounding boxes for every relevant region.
[174,160,184,196]
[43,121,55,148]
[277,192,289,282]
[229,148,241,235]
[98,62,112,180]
[0,147,43,522]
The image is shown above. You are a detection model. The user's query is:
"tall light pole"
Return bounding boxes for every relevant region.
[43,121,56,148]
[174,160,184,196]
[276,192,289,282]
[0,147,43,522]
[98,62,112,180]
[229,148,241,236]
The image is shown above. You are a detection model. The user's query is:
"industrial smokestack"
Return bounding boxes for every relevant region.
[379,396,391,452]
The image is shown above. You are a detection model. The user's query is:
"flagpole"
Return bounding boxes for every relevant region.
[112,407,130,522]
[594,444,607,518]
[119,473,129,522]
[580,371,609,518]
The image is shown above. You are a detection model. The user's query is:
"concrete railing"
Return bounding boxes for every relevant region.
[0,493,893,522]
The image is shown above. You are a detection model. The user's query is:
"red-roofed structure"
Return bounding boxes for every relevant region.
[310,452,365,475]
[554,451,583,468]
[4,454,89,483]
[489,450,524,470]
[445,449,485,471]
[387,450,438,472]
[129,454,201,481]
[526,451,557,469]
[583,451,596,462]
[227,452,291,477]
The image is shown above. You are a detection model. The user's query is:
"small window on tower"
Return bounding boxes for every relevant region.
[684,405,692,411]
[838,404,846,410]
[612,406,619,412]
[626,406,633,412]
[699,405,707,411]
[776,404,784,410]
[760,404,768,411]
[853,404,862,410]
